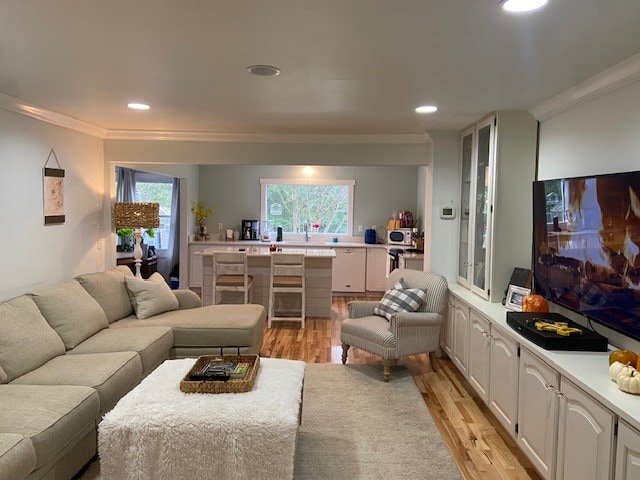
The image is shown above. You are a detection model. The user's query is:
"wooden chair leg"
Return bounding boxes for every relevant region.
[429,351,439,372]
[341,343,350,364]
[382,359,393,382]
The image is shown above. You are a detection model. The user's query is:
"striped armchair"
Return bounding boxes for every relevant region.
[340,269,448,381]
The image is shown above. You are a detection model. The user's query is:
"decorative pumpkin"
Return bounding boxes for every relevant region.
[616,366,640,395]
[521,294,549,313]
[609,361,627,381]
[608,349,638,366]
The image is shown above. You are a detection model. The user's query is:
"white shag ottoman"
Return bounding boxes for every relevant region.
[99,357,305,480]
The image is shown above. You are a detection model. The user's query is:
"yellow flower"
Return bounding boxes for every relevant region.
[191,201,215,226]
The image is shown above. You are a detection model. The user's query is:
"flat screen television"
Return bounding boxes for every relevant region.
[532,170,640,342]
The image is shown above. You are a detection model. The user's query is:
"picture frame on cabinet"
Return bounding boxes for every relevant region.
[505,285,530,311]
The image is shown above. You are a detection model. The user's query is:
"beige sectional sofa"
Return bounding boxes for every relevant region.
[0,266,265,480]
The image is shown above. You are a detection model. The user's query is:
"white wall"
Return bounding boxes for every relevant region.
[538,79,640,180]
[0,108,105,300]
[537,79,640,351]
[197,165,420,238]
[427,131,461,280]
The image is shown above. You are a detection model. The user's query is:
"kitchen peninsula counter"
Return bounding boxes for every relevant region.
[195,246,336,316]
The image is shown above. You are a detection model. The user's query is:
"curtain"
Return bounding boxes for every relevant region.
[116,167,136,202]
[163,178,181,279]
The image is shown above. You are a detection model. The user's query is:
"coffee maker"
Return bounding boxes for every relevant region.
[241,220,260,240]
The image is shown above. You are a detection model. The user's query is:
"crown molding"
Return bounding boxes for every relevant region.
[531,53,640,122]
[0,92,108,138]
[0,91,431,144]
[104,130,433,144]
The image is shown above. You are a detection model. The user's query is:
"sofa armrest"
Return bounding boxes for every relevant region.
[389,311,442,328]
[173,290,202,310]
[347,301,378,319]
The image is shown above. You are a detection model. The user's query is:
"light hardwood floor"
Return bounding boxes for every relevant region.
[262,296,542,480]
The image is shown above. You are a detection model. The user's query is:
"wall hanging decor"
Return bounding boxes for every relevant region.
[43,148,65,225]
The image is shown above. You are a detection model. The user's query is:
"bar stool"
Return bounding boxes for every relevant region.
[268,253,305,329]
[212,251,253,304]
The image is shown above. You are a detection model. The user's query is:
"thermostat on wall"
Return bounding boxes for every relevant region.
[440,205,456,220]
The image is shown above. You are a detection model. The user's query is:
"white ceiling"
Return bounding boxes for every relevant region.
[1,0,640,135]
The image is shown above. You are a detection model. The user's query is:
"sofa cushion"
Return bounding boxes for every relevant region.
[0,295,66,382]
[11,352,142,415]
[341,315,397,351]
[29,280,109,350]
[0,433,36,480]
[111,304,265,349]
[373,286,427,321]
[68,326,173,375]
[75,266,134,323]
[124,273,179,319]
[0,384,99,470]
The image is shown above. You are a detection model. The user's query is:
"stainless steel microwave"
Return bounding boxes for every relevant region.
[387,228,413,245]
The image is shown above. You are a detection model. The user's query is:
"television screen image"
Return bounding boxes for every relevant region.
[532,170,640,342]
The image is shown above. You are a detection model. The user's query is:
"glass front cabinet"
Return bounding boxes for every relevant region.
[457,115,496,299]
[456,111,538,303]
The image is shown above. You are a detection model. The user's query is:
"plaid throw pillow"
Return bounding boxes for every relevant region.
[374,280,427,321]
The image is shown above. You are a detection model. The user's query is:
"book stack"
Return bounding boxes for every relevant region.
[188,357,251,382]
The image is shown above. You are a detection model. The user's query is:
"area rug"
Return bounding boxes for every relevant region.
[294,363,461,479]
[81,363,460,480]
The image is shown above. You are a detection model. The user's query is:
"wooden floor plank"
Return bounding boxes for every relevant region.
[261,296,542,480]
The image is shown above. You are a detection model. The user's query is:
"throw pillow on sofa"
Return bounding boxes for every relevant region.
[373,278,427,321]
[76,266,134,323]
[125,273,179,319]
[29,280,109,350]
[0,295,66,382]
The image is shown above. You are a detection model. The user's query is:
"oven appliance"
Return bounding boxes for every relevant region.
[387,228,413,246]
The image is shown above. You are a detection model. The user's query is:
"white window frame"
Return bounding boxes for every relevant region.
[260,178,355,238]
[134,172,174,253]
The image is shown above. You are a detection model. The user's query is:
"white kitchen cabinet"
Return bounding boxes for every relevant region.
[332,247,366,292]
[488,326,519,437]
[365,248,387,292]
[555,377,614,480]
[441,295,455,359]
[468,311,491,403]
[452,298,470,378]
[468,313,519,435]
[188,244,208,287]
[456,112,537,302]
[615,420,640,480]
[517,348,559,480]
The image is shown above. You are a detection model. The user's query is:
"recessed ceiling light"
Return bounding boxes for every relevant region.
[127,102,150,110]
[501,0,549,13]
[415,105,438,114]
[246,65,281,77]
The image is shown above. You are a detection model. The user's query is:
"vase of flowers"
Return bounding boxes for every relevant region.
[116,228,134,252]
[191,201,215,241]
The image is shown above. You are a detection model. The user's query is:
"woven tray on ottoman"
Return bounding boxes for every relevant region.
[180,354,260,394]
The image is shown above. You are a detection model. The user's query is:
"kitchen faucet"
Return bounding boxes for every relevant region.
[303,222,310,242]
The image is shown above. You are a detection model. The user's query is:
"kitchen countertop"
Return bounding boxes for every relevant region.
[399,251,424,259]
[195,246,337,257]
[189,239,391,249]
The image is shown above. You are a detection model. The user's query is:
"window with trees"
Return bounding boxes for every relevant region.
[133,173,174,251]
[260,179,354,234]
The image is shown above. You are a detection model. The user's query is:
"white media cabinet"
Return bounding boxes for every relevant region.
[445,284,640,480]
